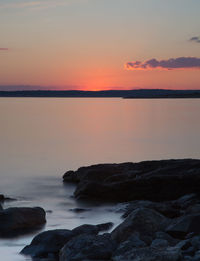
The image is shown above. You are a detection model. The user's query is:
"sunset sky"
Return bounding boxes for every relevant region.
[0,0,200,90]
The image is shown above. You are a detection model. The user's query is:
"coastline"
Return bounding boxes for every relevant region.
[2,159,200,260]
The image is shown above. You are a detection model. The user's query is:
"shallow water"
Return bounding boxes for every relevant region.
[0,98,200,260]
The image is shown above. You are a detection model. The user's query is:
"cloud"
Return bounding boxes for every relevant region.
[125,57,200,71]
[0,48,9,51]
[0,0,86,10]
[189,36,200,43]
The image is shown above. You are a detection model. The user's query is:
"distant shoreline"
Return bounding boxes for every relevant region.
[0,89,200,98]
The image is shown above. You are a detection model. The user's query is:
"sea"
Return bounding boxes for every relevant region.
[0,98,200,260]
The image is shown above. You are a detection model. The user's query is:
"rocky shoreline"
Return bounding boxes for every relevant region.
[2,159,200,260]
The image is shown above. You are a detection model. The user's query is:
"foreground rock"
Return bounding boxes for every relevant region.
[111,208,169,243]
[0,207,46,237]
[63,159,200,202]
[21,222,113,260]
[60,233,116,261]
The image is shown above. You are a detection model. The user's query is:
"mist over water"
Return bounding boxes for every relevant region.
[0,98,200,260]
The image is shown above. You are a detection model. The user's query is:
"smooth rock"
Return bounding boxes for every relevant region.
[21,229,73,258]
[0,207,46,237]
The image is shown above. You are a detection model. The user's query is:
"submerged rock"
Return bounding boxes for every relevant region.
[63,159,200,202]
[0,207,46,237]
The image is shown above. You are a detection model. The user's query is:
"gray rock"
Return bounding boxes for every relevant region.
[123,200,180,219]
[155,231,179,246]
[0,207,46,237]
[21,229,73,258]
[59,233,116,261]
[72,222,113,236]
[151,239,169,248]
[112,246,182,261]
[166,214,200,239]
[191,236,200,249]
[114,232,146,257]
[111,208,169,243]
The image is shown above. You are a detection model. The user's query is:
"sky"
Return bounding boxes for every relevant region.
[0,0,200,90]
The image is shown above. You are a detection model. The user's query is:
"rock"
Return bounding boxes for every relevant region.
[112,246,182,261]
[172,194,198,209]
[114,232,146,258]
[72,222,113,236]
[0,207,46,237]
[166,214,200,239]
[191,235,200,250]
[21,229,74,259]
[185,204,200,215]
[111,208,169,243]
[0,194,15,202]
[155,231,179,246]
[69,208,91,213]
[151,239,169,248]
[0,194,5,201]
[122,200,180,218]
[63,159,200,202]
[59,233,116,261]
[21,222,113,259]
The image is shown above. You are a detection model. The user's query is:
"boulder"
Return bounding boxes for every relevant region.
[111,208,169,243]
[21,222,113,259]
[166,214,200,239]
[0,207,46,237]
[59,233,116,261]
[21,229,74,258]
[63,159,200,202]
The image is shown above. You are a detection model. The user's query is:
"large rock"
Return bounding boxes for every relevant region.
[21,229,74,259]
[166,214,200,239]
[63,159,200,202]
[111,208,169,243]
[21,222,113,259]
[0,207,46,237]
[59,233,116,261]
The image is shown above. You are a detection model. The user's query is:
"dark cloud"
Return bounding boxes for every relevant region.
[125,57,200,70]
[189,36,200,43]
[0,48,9,51]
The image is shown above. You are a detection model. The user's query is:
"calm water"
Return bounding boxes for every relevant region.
[0,98,200,260]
